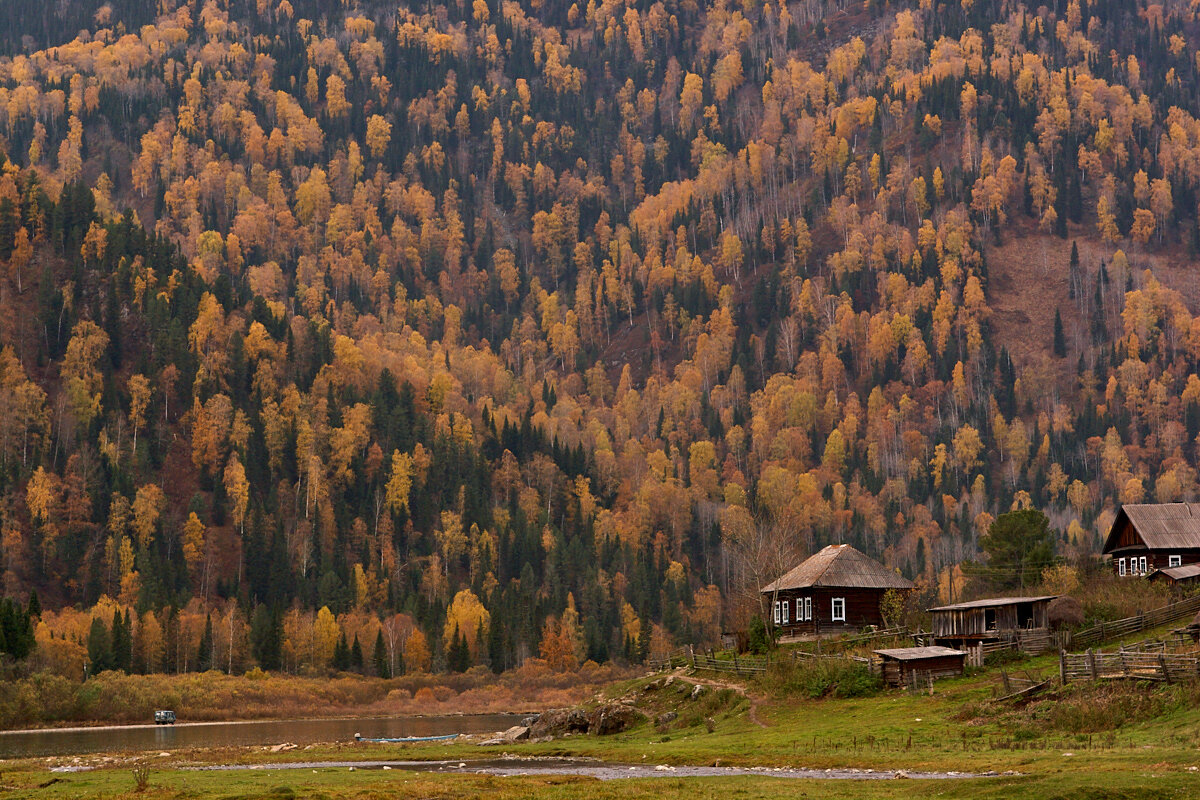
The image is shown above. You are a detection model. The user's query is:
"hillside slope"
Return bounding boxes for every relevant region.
[0,0,1198,675]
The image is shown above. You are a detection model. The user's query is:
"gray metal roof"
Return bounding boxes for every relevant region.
[1149,563,1200,582]
[1103,503,1200,553]
[928,595,1058,612]
[873,646,965,661]
[759,544,914,593]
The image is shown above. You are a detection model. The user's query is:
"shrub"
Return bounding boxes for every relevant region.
[759,659,882,699]
[747,615,770,654]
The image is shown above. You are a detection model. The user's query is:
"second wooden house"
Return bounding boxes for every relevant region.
[1102,503,1200,577]
[760,544,913,637]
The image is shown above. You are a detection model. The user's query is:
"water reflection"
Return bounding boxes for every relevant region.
[0,714,522,759]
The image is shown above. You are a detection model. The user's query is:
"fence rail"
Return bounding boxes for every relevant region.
[1060,648,1200,684]
[647,646,770,675]
[1067,595,1200,649]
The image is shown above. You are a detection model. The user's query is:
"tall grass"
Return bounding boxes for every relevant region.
[754,659,882,700]
[0,660,634,729]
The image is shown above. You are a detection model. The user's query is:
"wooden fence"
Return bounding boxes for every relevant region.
[1060,648,1200,684]
[1065,594,1200,650]
[647,646,769,675]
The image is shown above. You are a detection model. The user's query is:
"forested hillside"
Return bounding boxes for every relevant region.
[0,0,1199,676]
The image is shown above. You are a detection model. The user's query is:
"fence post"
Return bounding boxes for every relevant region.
[1088,648,1098,680]
[1059,650,1066,685]
[689,644,695,669]
[1159,653,1171,684]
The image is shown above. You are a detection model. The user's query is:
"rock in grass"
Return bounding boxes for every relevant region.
[502,726,530,742]
[588,703,647,735]
[529,708,590,738]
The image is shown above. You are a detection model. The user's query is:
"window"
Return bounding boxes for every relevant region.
[773,601,781,625]
[802,597,812,621]
[1170,555,1182,568]
[1118,558,1126,576]
[781,599,790,625]
[831,597,846,622]
[1140,556,1148,575]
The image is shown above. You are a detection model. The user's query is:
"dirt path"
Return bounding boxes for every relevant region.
[677,671,770,728]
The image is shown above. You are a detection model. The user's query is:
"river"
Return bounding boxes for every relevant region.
[0,714,523,759]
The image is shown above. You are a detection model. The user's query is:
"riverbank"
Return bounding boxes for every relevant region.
[8,624,1200,798]
[0,661,630,730]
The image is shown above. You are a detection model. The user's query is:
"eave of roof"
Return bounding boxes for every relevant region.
[928,595,1059,612]
[873,646,965,661]
[759,544,914,593]
[1102,504,1200,554]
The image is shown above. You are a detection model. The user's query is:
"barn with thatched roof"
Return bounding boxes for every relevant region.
[760,544,912,636]
[1102,504,1200,577]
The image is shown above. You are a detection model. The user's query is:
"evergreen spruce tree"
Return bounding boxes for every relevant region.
[334,632,349,671]
[372,630,390,678]
[87,617,112,675]
[197,613,214,671]
[350,634,364,672]
[1053,308,1067,357]
[26,591,40,619]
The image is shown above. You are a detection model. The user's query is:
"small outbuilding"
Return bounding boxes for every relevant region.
[873,646,966,687]
[928,596,1057,648]
[760,544,912,637]
[1147,563,1200,588]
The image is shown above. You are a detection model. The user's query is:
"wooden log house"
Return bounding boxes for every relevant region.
[1102,504,1200,577]
[760,544,913,636]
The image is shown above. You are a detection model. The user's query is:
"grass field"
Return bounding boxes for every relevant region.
[5,625,1200,799]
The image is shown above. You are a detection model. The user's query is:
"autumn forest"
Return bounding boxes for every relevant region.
[0,0,1196,680]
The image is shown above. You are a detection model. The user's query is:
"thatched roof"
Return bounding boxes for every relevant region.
[928,596,1058,612]
[759,544,913,594]
[1103,504,1200,553]
[873,646,964,661]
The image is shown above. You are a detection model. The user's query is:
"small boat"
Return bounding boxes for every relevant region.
[354,732,459,743]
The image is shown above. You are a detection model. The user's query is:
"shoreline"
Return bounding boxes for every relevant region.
[0,710,541,736]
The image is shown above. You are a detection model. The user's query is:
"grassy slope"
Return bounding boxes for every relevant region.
[6,626,1200,798]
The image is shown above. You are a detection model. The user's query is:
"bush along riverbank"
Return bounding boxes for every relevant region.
[0,660,633,729]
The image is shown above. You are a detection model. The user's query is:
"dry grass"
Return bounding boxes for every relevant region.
[0,660,634,729]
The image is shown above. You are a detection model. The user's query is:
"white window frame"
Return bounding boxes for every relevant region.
[781,599,790,625]
[773,601,781,625]
[1170,555,1182,568]
[1118,558,1126,576]
[803,597,812,621]
[831,597,846,622]
[1140,556,1148,574]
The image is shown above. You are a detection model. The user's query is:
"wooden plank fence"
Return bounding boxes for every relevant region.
[1066,594,1200,650]
[647,646,770,675]
[1060,648,1200,684]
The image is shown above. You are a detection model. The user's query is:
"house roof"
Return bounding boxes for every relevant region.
[1148,563,1200,583]
[873,646,965,661]
[759,544,913,593]
[928,595,1058,612]
[1102,504,1200,554]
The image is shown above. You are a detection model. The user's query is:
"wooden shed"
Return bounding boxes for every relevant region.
[760,544,912,637]
[1102,503,1200,577]
[928,596,1057,648]
[1147,563,1200,587]
[874,646,966,687]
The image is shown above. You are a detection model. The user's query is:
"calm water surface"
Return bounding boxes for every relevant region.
[0,714,523,759]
